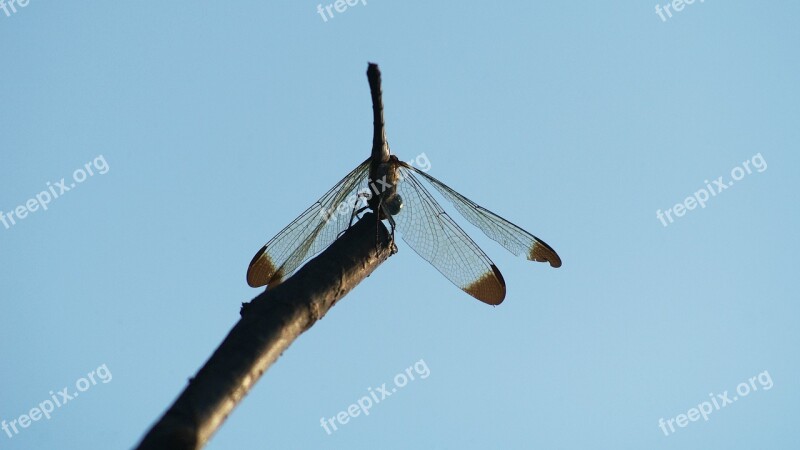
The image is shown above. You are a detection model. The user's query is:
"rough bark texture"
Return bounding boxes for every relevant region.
[135,213,393,449]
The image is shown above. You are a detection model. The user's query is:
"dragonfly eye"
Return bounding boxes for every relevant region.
[385,194,403,216]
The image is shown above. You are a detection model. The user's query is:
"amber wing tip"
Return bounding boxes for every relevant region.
[530,240,562,268]
[246,245,277,288]
[465,264,506,305]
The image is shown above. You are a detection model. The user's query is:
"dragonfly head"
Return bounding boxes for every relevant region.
[384,194,403,216]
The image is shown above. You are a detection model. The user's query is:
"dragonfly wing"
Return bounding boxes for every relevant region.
[399,162,561,268]
[247,158,371,288]
[393,167,506,305]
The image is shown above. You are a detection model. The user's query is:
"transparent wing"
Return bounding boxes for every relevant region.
[247,158,371,288]
[398,162,561,268]
[393,166,507,305]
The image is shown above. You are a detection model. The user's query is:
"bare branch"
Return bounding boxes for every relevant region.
[135,213,394,449]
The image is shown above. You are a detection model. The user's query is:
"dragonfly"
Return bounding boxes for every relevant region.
[247,63,561,305]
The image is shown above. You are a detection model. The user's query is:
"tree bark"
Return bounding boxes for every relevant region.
[135,213,394,449]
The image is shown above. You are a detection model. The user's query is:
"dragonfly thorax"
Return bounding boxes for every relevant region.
[368,157,404,218]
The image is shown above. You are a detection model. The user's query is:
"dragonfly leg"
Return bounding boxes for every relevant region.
[378,201,398,249]
[348,192,372,228]
[341,196,370,239]
[387,214,397,240]
[348,205,369,228]
[385,212,398,254]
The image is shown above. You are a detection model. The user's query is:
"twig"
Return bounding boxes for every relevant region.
[135,213,393,449]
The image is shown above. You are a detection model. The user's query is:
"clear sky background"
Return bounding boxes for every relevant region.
[1,1,798,449]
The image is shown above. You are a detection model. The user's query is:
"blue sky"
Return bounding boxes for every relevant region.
[1,1,798,449]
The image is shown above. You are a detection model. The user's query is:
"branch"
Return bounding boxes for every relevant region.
[135,213,394,449]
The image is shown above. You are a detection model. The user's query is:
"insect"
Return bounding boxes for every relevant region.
[247,64,561,305]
